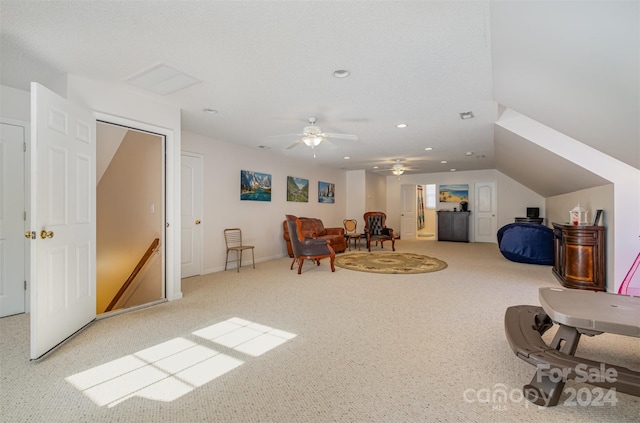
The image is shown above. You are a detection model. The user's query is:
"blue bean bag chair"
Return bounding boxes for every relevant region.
[497,222,554,265]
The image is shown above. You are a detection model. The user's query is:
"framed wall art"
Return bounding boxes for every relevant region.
[318,181,335,203]
[439,184,468,203]
[240,170,272,201]
[287,176,309,202]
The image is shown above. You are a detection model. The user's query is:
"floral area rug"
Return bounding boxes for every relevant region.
[335,252,448,274]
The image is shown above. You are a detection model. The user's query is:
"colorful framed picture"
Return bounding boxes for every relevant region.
[318,181,335,203]
[439,184,468,203]
[287,176,309,202]
[240,170,271,201]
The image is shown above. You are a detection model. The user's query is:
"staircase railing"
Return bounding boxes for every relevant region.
[105,238,160,313]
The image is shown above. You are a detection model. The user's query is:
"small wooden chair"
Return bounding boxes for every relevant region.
[343,219,361,250]
[224,228,255,272]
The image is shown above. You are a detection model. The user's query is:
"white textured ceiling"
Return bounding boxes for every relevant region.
[1,1,637,186]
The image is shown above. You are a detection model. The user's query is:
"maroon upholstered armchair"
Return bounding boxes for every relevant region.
[363,211,395,252]
[285,215,335,274]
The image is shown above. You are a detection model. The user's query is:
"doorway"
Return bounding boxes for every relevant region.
[0,119,28,318]
[96,122,165,314]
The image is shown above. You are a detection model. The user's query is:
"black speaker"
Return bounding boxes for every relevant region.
[526,207,540,218]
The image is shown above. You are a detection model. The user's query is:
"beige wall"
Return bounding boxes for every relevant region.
[365,170,387,213]
[96,129,163,313]
[181,130,348,274]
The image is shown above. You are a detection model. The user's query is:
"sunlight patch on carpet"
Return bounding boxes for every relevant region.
[335,252,447,274]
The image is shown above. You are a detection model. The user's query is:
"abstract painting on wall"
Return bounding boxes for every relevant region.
[240,170,272,201]
[439,184,468,203]
[318,181,335,203]
[287,176,309,202]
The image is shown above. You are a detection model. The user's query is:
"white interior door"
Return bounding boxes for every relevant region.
[474,181,497,243]
[0,121,26,317]
[181,152,203,278]
[400,184,417,240]
[30,83,96,359]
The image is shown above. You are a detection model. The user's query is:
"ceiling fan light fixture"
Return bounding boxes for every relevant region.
[302,136,323,147]
[392,168,404,176]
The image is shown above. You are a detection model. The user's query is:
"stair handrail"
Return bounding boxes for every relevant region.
[105,238,160,312]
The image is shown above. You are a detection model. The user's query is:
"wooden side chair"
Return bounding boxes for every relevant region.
[224,228,255,272]
[343,219,362,251]
[285,215,335,274]
[363,211,395,252]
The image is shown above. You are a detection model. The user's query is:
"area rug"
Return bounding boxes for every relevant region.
[335,252,448,274]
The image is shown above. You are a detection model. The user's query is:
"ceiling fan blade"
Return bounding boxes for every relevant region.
[324,133,358,140]
[322,139,338,150]
[269,133,305,139]
[286,139,304,149]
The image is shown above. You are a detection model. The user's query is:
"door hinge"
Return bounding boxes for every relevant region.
[24,211,27,221]
[24,281,27,290]
[23,141,27,152]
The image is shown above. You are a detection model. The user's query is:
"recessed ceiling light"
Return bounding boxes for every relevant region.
[258,145,270,150]
[396,123,408,128]
[459,111,474,120]
[440,160,447,164]
[450,169,457,172]
[203,108,218,114]
[466,151,473,156]
[373,166,379,169]
[424,147,433,151]
[343,156,350,160]
[333,69,351,78]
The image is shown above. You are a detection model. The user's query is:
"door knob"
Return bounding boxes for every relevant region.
[25,231,33,239]
[195,220,201,225]
[40,230,54,239]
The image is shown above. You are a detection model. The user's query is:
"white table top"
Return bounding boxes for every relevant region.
[539,287,640,338]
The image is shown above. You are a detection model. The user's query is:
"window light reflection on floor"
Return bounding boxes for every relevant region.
[65,318,296,407]
[193,317,297,357]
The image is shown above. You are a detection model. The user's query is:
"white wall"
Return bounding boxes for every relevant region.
[491,1,639,170]
[385,169,545,241]
[497,108,640,292]
[365,171,387,213]
[498,173,546,227]
[182,130,347,274]
[346,170,366,223]
[0,85,30,121]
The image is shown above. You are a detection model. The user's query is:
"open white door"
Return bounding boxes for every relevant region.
[30,83,96,359]
[400,184,417,240]
[180,152,203,278]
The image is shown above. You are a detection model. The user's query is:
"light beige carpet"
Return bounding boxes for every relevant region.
[335,252,447,274]
[1,239,638,422]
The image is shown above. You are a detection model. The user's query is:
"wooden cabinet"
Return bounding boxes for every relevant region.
[552,223,605,291]
[437,211,470,242]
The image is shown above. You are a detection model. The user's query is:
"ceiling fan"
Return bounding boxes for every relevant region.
[376,159,420,176]
[281,117,358,157]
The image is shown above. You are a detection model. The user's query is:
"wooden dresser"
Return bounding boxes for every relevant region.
[552,223,605,291]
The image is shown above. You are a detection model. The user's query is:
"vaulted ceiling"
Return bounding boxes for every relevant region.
[1,1,637,196]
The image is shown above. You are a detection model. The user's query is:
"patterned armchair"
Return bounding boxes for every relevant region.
[363,211,395,252]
